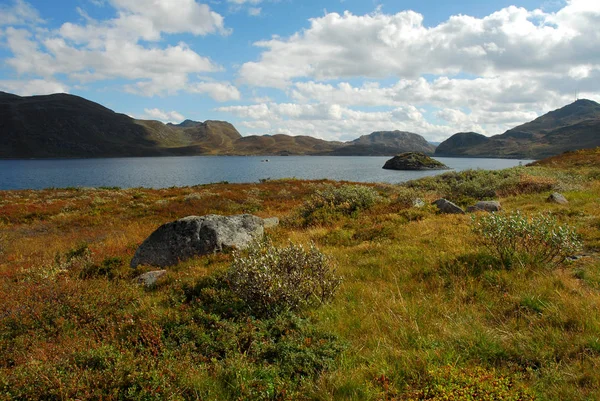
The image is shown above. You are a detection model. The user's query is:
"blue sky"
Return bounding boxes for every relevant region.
[1,0,598,142]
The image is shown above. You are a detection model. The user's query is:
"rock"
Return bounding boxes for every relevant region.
[133,270,167,287]
[263,217,279,228]
[382,152,450,171]
[432,198,465,214]
[547,192,568,204]
[131,214,264,268]
[467,201,502,213]
[413,198,426,208]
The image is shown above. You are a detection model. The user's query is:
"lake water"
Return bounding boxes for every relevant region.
[0,156,534,190]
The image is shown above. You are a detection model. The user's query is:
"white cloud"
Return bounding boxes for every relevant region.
[0,0,42,26]
[0,79,68,96]
[239,1,600,87]
[289,74,576,124]
[227,0,264,17]
[228,0,262,4]
[6,28,220,79]
[242,120,271,129]
[217,102,476,141]
[189,82,242,102]
[248,7,262,17]
[141,108,185,123]
[109,0,228,37]
[226,1,600,141]
[2,1,235,98]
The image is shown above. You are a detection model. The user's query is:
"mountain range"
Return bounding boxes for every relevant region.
[0,92,433,158]
[2,91,599,159]
[435,99,600,159]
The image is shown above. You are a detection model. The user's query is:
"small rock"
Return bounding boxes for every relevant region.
[547,192,568,204]
[467,201,502,213]
[413,198,426,208]
[133,270,167,287]
[131,214,264,268]
[263,217,280,228]
[432,198,465,214]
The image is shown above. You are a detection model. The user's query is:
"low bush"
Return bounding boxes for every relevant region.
[226,240,342,317]
[79,256,123,280]
[404,365,536,400]
[472,211,582,269]
[406,168,555,205]
[394,186,424,208]
[293,184,381,226]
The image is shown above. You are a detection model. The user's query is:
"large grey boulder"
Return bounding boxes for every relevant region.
[131,214,264,268]
[547,192,568,205]
[432,198,465,214]
[467,201,502,213]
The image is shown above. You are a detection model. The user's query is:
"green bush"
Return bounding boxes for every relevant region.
[394,186,423,208]
[406,168,554,205]
[472,211,582,269]
[294,184,380,226]
[226,240,342,317]
[80,256,123,280]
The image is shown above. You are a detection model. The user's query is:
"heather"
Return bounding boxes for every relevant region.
[1,149,600,400]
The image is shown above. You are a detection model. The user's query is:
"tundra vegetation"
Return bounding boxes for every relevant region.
[1,148,600,400]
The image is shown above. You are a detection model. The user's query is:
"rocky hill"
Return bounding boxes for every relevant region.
[382,152,449,170]
[0,92,244,158]
[234,134,342,156]
[435,99,600,159]
[322,131,436,156]
[434,132,490,157]
[0,92,436,158]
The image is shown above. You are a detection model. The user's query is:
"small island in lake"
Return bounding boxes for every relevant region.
[383,152,450,170]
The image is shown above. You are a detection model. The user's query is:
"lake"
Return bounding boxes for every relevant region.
[0,156,533,190]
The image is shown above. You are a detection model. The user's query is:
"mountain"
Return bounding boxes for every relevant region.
[435,99,600,159]
[0,91,434,158]
[322,131,436,156]
[434,132,490,157]
[0,92,244,158]
[234,134,342,155]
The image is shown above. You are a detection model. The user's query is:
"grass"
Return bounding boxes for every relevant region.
[1,150,600,399]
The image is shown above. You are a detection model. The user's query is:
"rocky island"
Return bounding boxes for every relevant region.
[383,152,450,170]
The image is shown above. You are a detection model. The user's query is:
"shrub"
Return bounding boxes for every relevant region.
[27,243,95,279]
[406,168,556,205]
[64,242,91,262]
[404,365,536,401]
[394,186,423,208]
[294,184,380,226]
[226,240,342,317]
[472,211,582,269]
[80,256,123,280]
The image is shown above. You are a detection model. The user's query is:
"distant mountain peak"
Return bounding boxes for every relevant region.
[434,99,600,159]
[571,98,599,106]
[175,119,202,127]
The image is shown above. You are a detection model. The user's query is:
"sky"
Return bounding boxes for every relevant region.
[0,0,599,142]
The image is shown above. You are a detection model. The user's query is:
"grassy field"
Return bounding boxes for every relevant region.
[1,148,600,400]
